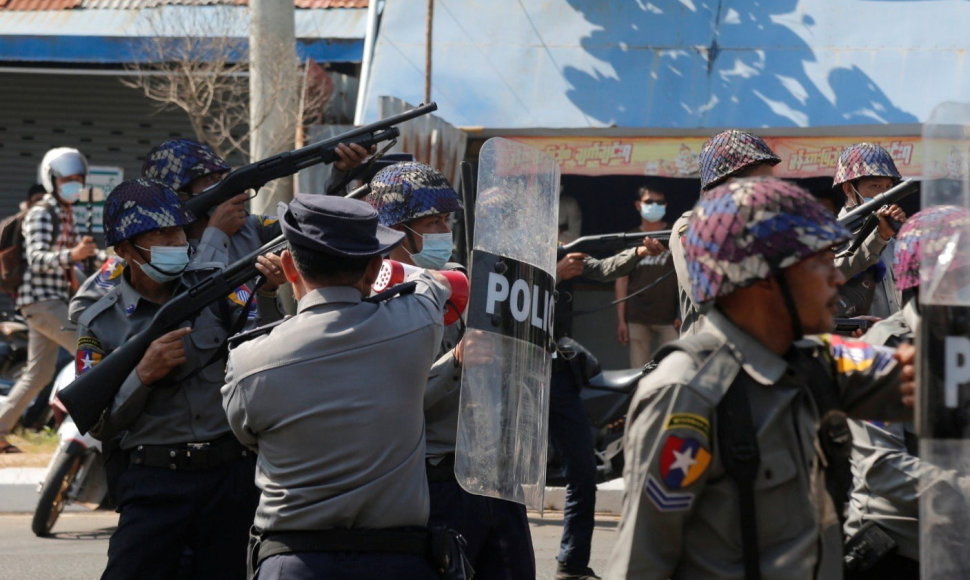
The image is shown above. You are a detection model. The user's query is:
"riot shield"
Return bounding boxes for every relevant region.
[455,137,559,508]
[919,102,970,578]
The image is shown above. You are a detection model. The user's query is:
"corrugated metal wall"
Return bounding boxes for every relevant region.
[0,71,196,217]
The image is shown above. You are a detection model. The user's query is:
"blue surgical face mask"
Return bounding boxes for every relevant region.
[640,202,666,223]
[134,245,190,283]
[58,181,84,204]
[406,229,453,270]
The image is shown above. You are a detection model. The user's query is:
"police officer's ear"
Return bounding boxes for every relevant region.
[361,255,384,289]
[280,250,300,284]
[114,240,137,263]
[841,181,860,204]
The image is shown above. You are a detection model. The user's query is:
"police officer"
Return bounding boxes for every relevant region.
[69,139,288,324]
[608,177,916,579]
[222,194,454,580]
[77,178,259,579]
[832,143,908,319]
[366,161,537,579]
[843,206,970,579]
[668,130,781,336]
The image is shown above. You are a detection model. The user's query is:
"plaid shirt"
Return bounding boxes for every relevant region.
[16,194,79,308]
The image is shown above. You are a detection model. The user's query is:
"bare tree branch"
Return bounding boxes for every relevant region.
[120,8,334,162]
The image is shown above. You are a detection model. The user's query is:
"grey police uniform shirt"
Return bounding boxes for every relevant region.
[425,319,464,464]
[68,215,284,325]
[834,207,899,319]
[843,300,970,562]
[669,210,707,337]
[76,266,240,448]
[607,308,910,580]
[221,272,448,533]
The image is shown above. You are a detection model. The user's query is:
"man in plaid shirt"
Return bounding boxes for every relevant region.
[0,147,102,453]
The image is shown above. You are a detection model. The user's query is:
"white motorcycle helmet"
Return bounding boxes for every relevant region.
[38,147,88,194]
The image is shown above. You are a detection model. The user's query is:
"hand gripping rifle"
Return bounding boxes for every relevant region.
[836,179,919,257]
[184,102,438,218]
[59,234,287,435]
[559,229,671,255]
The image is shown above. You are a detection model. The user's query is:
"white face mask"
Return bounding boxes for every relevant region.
[134,244,191,283]
[58,181,85,204]
[640,202,666,222]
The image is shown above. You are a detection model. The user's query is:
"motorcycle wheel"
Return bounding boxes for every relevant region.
[31,440,84,537]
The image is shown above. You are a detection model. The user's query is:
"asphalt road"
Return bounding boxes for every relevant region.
[0,511,619,579]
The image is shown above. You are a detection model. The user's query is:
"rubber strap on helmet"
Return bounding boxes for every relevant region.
[774,268,804,340]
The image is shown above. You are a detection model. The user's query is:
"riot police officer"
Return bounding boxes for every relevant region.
[69,138,287,324]
[608,177,916,579]
[832,143,908,319]
[668,130,781,336]
[366,161,537,580]
[222,194,458,580]
[843,206,970,579]
[78,178,259,579]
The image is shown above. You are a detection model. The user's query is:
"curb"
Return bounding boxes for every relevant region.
[544,478,624,515]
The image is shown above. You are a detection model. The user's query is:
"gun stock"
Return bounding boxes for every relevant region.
[59,234,287,434]
[185,102,438,217]
[560,230,671,255]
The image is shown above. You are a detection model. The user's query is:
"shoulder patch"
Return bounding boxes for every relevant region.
[658,434,711,489]
[227,316,289,349]
[645,475,695,512]
[75,336,104,375]
[821,334,893,373]
[94,257,125,290]
[664,413,710,438]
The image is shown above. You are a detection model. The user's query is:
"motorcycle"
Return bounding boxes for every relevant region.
[548,337,654,484]
[32,362,109,537]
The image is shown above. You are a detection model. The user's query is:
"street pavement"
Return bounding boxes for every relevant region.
[2,466,622,579]
[0,511,619,579]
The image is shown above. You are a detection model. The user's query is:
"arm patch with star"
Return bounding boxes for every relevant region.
[76,336,105,376]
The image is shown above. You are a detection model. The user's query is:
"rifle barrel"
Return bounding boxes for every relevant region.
[560,229,671,254]
[185,103,438,217]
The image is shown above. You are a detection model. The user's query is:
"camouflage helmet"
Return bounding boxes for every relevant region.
[142,139,230,193]
[685,177,851,304]
[366,161,463,226]
[893,205,970,292]
[699,130,781,190]
[833,142,901,187]
[103,178,194,246]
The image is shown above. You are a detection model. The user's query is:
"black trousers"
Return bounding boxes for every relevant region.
[102,455,259,580]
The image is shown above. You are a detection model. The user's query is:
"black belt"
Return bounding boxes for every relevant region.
[426,454,457,483]
[255,528,431,566]
[129,435,250,471]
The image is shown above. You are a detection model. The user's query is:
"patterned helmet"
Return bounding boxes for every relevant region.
[833,143,901,187]
[893,205,970,292]
[685,177,851,304]
[103,178,194,246]
[366,161,463,226]
[699,130,780,190]
[142,139,230,193]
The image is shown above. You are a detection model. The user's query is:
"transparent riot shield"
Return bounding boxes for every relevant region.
[919,102,970,578]
[455,137,560,508]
